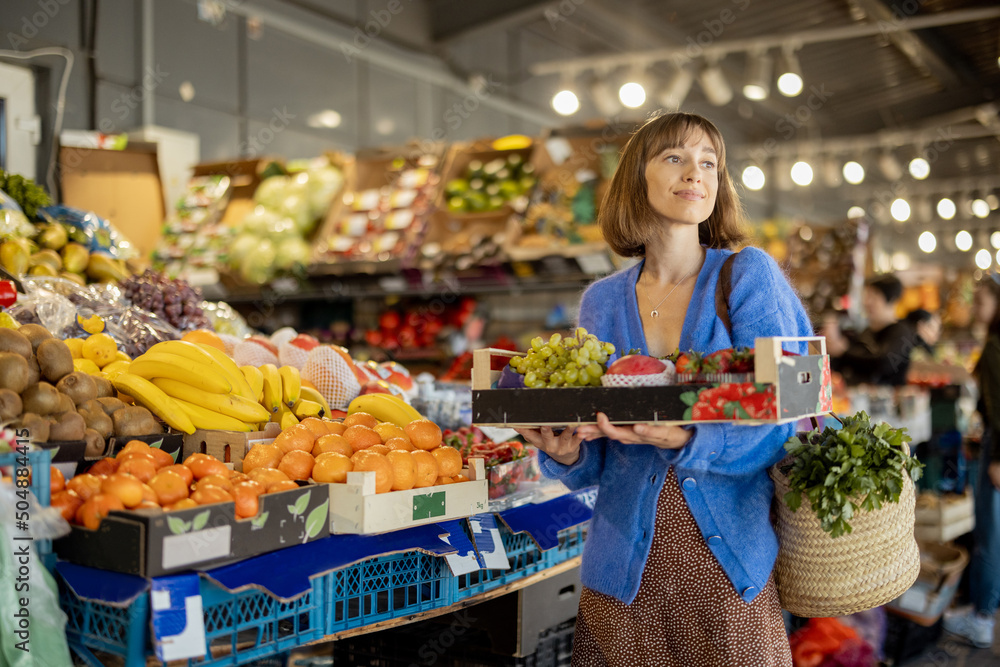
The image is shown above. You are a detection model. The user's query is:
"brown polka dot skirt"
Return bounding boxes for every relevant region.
[572,468,791,667]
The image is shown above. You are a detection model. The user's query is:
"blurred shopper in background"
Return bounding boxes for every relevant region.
[903,308,942,354]
[944,275,1000,648]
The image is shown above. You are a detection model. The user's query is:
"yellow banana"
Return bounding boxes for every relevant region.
[151,377,271,423]
[293,398,323,420]
[300,386,331,417]
[278,365,300,407]
[129,352,232,394]
[195,343,256,401]
[148,340,217,366]
[347,393,423,428]
[260,364,282,413]
[276,403,299,430]
[174,397,253,432]
[112,373,196,434]
[102,360,131,375]
[240,366,264,402]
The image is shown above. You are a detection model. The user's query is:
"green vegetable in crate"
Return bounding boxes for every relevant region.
[779,412,923,538]
[0,168,51,220]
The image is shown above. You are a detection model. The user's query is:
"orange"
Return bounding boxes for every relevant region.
[277,450,315,481]
[342,412,378,429]
[229,471,250,483]
[385,437,414,452]
[51,490,83,522]
[386,450,416,491]
[186,456,230,480]
[161,464,194,486]
[410,450,438,488]
[67,473,103,502]
[373,422,407,444]
[233,479,265,496]
[232,484,260,519]
[312,452,353,484]
[313,434,353,457]
[344,425,381,453]
[115,451,156,468]
[101,473,144,508]
[191,486,234,506]
[166,498,199,511]
[87,458,119,476]
[430,446,463,478]
[351,451,394,494]
[435,476,454,485]
[146,447,175,469]
[242,443,283,473]
[196,474,234,493]
[367,444,390,456]
[136,500,162,510]
[181,329,226,352]
[118,456,157,484]
[265,479,300,494]
[452,474,469,484]
[248,468,291,487]
[149,470,189,506]
[119,440,152,457]
[274,424,316,455]
[323,420,346,436]
[77,493,124,530]
[50,466,65,494]
[299,417,330,440]
[140,484,158,503]
[183,452,210,468]
[404,420,442,451]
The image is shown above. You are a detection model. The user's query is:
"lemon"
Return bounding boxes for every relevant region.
[82,333,118,368]
[114,350,132,363]
[0,313,20,329]
[73,358,102,375]
[101,360,131,375]
[76,313,106,334]
[64,338,85,359]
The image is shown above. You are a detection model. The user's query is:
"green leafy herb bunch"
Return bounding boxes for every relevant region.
[780,411,924,538]
[0,168,51,220]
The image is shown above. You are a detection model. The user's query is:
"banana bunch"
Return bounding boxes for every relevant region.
[113,340,270,433]
[247,363,330,430]
[347,393,423,429]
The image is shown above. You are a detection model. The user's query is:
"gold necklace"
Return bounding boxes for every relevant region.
[641,265,698,318]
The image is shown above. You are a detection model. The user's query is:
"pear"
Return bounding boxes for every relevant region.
[0,240,29,276]
[36,223,68,251]
[60,242,90,274]
[29,249,62,272]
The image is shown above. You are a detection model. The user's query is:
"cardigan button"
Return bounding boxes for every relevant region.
[707,535,722,546]
[708,451,718,459]
[742,586,757,598]
[682,477,696,490]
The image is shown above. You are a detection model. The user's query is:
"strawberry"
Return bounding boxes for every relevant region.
[730,347,755,373]
[675,350,703,375]
[702,349,734,373]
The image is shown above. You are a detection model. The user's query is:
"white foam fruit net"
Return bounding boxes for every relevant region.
[303,346,362,410]
[278,342,309,370]
[232,341,279,367]
[218,333,243,356]
[270,326,298,349]
[600,369,675,387]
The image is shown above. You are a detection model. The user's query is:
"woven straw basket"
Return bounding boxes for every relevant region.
[769,459,920,617]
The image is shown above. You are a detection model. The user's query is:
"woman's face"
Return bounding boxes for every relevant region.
[974,285,999,325]
[644,129,719,227]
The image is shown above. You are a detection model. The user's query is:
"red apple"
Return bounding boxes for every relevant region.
[247,336,278,356]
[289,333,319,351]
[605,355,667,376]
[379,311,401,331]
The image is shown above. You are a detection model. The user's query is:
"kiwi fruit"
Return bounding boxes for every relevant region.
[95,396,127,416]
[78,406,113,440]
[20,382,61,415]
[0,388,22,421]
[17,324,53,353]
[0,329,32,359]
[55,372,97,406]
[113,405,162,437]
[19,413,50,443]
[92,375,114,399]
[24,355,40,386]
[83,428,106,458]
[0,353,29,393]
[37,338,74,383]
[48,410,86,441]
[56,392,76,414]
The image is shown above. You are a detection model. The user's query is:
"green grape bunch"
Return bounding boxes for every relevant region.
[509,327,615,388]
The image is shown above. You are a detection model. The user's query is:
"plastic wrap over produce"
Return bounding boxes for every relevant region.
[0,191,35,239]
[38,205,137,260]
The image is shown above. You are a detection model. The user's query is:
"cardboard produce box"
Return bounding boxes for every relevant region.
[182,422,282,472]
[472,337,831,427]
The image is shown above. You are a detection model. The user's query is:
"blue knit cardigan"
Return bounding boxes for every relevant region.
[539,246,813,605]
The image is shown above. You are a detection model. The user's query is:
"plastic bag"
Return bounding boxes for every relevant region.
[0,191,35,240]
[39,205,137,260]
[201,300,252,339]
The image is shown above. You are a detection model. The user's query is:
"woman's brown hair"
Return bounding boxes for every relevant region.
[599,111,751,257]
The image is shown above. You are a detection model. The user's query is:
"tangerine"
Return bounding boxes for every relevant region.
[136,500,162,510]
[77,493,124,530]
[196,474,234,493]
[410,450,438,488]
[431,446,463,477]
[248,468,291,487]
[373,422,407,444]
[119,440,152,457]
[233,479,265,496]
[50,466,65,494]
[274,424,316,455]
[386,450,416,491]
[404,420,442,451]
[117,456,157,483]
[145,447,175,469]
[140,484,159,503]
[435,476,454,485]
[323,420,346,436]
[351,451,394,494]
[67,473,103,502]
[368,444,390,456]
[181,329,226,352]
[51,490,83,522]
[186,456,230,480]
[385,437,414,452]
[344,424,381,453]
[452,474,469,484]
[183,452,210,468]
[232,485,260,519]
[242,443,282,473]
[149,469,189,505]
[166,498,199,511]
[277,450,315,481]
[87,458,119,476]
[343,411,378,429]
[312,453,353,484]
[100,473,144,508]
[161,464,194,486]
[313,434,353,457]
[265,480,300,494]
[190,486,234,506]
[299,417,330,440]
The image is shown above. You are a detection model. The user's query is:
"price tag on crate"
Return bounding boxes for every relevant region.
[468,513,510,570]
[441,521,481,576]
[151,574,206,662]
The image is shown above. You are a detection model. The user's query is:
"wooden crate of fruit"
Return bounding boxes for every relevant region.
[471,337,831,427]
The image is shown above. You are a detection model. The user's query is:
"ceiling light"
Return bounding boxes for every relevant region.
[741,165,765,190]
[307,109,342,128]
[878,151,904,181]
[891,198,910,221]
[996,249,1000,265]
[976,248,993,269]
[791,161,813,186]
[843,161,865,184]
[742,49,772,101]
[918,231,936,253]
[657,66,694,110]
[956,230,973,251]
[699,59,733,106]
[776,44,803,97]
[590,75,623,116]
[992,231,1000,249]
[937,198,956,220]
[972,198,991,218]
[847,206,866,219]
[619,81,646,108]
[891,252,911,271]
[552,89,580,116]
[908,157,930,180]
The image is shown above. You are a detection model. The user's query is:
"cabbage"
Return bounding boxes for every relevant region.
[229,233,262,267]
[280,193,314,235]
[239,238,277,285]
[275,236,311,270]
[306,166,344,219]
[254,175,293,209]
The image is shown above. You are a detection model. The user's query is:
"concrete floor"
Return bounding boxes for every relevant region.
[900,610,1000,667]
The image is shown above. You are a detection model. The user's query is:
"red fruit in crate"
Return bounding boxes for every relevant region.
[379,311,401,331]
[398,325,417,348]
[605,355,667,376]
[701,349,734,373]
[381,334,399,349]
[289,334,320,352]
[675,351,702,375]
[404,311,422,329]
[364,329,383,347]
[359,380,393,395]
[730,348,755,373]
[248,336,278,356]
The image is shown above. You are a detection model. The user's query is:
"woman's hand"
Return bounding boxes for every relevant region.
[576,412,692,450]
[988,461,1000,491]
[514,426,583,466]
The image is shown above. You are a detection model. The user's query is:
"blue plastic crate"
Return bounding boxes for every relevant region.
[0,447,53,566]
[452,523,587,600]
[321,550,453,634]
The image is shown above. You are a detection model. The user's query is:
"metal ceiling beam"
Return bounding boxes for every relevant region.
[430,0,554,43]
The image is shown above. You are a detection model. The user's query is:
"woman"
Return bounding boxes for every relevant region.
[944,275,1000,648]
[516,112,812,666]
